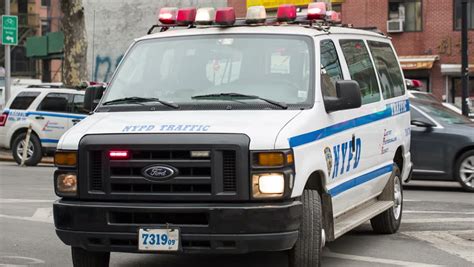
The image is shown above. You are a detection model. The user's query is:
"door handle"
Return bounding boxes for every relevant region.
[35,116,44,120]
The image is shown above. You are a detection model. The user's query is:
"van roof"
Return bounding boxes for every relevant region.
[138,25,389,42]
[15,87,85,94]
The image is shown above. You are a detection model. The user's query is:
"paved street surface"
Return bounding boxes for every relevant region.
[1,161,473,266]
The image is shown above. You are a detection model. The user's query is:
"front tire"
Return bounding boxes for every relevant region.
[455,150,474,192]
[72,247,110,267]
[288,189,322,267]
[11,132,42,166]
[370,166,403,234]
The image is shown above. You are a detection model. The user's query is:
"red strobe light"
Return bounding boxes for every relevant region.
[307,2,327,20]
[277,4,297,22]
[158,7,178,24]
[109,150,130,160]
[326,11,342,23]
[215,7,236,26]
[177,7,197,25]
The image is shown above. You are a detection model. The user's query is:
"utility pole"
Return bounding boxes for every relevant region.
[461,0,470,116]
[4,0,11,105]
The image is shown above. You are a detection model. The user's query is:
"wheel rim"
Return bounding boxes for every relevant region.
[16,140,34,160]
[393,176,402,220]
[459,156,474,189]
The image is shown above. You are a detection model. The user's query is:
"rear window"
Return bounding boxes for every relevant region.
[9,92,40,110]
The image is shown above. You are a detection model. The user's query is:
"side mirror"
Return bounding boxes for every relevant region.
[84,85,106,112]
[324,80,362,113]
[411,119,435,128]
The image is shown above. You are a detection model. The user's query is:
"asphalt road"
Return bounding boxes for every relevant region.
[0,161,473,267]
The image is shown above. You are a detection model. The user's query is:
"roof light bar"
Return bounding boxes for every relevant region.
[158,7,177,24]
[215,7,236,26]
[307,2,327,20]
[195,7,216,25]
[177,7,197,26]
[326,11,342,24]
[277,4,297,22]
[246,6,266,24]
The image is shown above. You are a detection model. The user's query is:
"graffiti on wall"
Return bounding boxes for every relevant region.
[93,54,124,82]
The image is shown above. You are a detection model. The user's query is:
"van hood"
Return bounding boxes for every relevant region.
[59,110,302,150]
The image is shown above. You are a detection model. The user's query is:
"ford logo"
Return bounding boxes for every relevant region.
[141,165,177,181]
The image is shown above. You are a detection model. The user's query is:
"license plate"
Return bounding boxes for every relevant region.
[138,228,180,251]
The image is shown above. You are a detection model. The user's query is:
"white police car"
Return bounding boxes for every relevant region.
[0,86,87,165]
[52,3,412,267]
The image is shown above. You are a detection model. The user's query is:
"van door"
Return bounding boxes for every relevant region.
[34,93,71,146]
[323,39,388,216]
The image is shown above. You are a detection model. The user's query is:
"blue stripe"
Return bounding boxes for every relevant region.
[328,164,393,197]
[40,139,59,143]
[289,100,410,148]
[26,111,86,120]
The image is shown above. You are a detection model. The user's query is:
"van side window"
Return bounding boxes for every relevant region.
[71,94,88,114]
[10,92,40,110]
[38,93,70,113]
[320,40,343,98]
[368,41,405,99]
[340,40,381,104]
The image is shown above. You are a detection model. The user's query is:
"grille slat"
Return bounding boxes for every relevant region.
[90,151,103,191]
[223,151,237,192]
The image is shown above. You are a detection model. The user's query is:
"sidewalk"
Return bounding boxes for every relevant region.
[0,149,54,164]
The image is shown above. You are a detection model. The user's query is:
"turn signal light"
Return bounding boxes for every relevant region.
[277,4,297,22]
[257,152,285,166]
[55,151,77,167]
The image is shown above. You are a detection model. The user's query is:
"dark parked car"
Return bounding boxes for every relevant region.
[410,98,474,192]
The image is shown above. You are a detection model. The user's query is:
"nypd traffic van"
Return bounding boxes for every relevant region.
[53,3,412,267]
[0,86,87,165]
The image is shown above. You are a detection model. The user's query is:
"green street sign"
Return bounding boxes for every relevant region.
[2,15,18,45]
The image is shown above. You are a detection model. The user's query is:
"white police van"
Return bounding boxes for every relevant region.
[0,86,87,165]
[53,3,412,267]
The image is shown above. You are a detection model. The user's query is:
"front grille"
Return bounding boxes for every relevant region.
[79,134,249,201]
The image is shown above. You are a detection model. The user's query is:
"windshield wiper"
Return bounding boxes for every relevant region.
[192,93,288,109]
[102,97,179,109]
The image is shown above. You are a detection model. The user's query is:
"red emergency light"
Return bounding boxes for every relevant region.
[109,150,130,160]
[215,7,236,26]
[177,7,197,26]
[326,10,342,23]
[307,2,327,20]
[412,79,423,88]
[158,7,178,24]
[277,4,297,22]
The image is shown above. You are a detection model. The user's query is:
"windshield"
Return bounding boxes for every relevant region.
[411,92,439,102]
[414,101,472,125]
[101,34,313,110]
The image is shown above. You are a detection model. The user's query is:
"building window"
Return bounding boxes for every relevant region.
[388,0,423,32]
[454,0,474,30]
[41,19,50,35]
[41,0,50,7]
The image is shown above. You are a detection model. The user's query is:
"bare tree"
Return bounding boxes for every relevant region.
[60,0,88,87]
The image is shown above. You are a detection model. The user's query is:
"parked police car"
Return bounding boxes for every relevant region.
[53,3,412,267]
[0,86,87,165]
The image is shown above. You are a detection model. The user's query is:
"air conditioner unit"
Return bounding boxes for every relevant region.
[387,19,404,33]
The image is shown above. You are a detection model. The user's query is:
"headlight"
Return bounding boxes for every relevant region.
[252,173,285,198]
[55,151,77,167]
[56,173,77,196]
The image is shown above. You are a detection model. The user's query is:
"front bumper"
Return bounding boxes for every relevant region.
[54,200,302,254]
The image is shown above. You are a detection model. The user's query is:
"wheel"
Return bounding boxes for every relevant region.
[72,247,110,267]
[370,165,403,234]
[11,132,42,166]
[288,189,322,267]
[455,150,474,192]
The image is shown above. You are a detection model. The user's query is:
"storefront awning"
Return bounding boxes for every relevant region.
[440,64,474,75]
[398,55,439,70]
